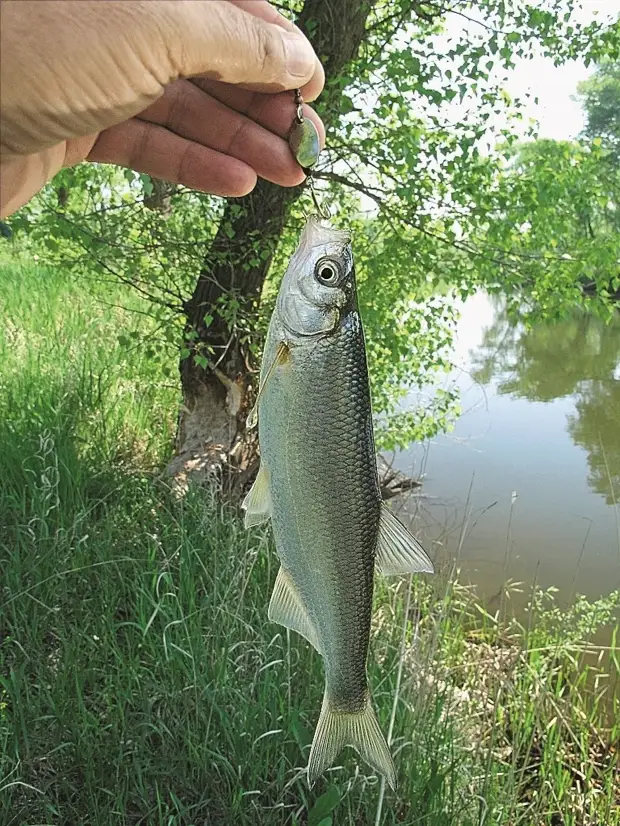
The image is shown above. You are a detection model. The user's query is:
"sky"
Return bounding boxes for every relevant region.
[491,1,620,141]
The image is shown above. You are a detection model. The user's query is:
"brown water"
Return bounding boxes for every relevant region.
[396,293,620,612]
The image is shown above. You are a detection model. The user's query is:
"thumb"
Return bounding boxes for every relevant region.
[162,0,321,92]
[1,0,321,159]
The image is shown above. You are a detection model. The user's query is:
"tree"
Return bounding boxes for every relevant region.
[578,59,620,161]
[7,1,620,494]
[475,137,620,318]
[171,0,379,490]
[465,58,620,318]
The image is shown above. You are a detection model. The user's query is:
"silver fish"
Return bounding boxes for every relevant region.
[243,217,433,788]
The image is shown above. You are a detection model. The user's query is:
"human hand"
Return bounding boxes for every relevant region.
[0,0,325,218]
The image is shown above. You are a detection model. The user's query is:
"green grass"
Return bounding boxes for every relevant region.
[0,255,618,825]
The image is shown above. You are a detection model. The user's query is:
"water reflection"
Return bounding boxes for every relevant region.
[396,293,620,606]
[469,302,620,504]
[569,381,620,507]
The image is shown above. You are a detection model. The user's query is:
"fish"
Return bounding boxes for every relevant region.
[242,216,433,789]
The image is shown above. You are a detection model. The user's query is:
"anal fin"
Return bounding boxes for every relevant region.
[376,503,434,575]
[269,567,322,654]
[242,464,272,528]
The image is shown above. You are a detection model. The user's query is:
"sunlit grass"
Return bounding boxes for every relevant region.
[0,256,618,825]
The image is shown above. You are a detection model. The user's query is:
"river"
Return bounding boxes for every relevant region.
[396,292,620,613]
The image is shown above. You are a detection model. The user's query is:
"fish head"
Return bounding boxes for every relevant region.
[277,217,355,341]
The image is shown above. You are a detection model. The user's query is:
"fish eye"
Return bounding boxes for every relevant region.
[315,257,343,287]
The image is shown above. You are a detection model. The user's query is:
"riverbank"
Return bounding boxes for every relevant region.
[1,260,618,825]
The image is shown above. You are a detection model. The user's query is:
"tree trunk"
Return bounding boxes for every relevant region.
[168,0,376,497]
[167,179,291,495]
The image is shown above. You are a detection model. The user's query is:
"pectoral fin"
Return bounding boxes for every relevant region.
[247,341,289,429]
[268,567,322,654]
[242,464,272,527]
[375,504,434,575]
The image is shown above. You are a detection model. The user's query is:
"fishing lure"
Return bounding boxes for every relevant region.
[288,88,330,220]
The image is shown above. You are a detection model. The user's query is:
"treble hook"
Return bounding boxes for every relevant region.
[307,175,331,221]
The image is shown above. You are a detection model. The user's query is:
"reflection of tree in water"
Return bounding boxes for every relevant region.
[470,300,620,503]
[569,383,620,506]
[471,304,620,401]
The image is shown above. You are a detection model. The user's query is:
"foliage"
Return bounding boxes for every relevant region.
[474,137,620,319]
[316,2,620,323]
[578,58,620,161]
[6,164,222,377]
[468,58,620,319]
[5,2,620,451]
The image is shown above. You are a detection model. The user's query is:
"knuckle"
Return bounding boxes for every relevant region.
[166,82,191,133]
[129,123,153,171]
[175,141,195,186]
[249,21,284,84]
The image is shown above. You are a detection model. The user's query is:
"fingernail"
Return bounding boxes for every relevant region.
[282,31,316,79]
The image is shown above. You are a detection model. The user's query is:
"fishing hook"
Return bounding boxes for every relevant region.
[307,175,331,221]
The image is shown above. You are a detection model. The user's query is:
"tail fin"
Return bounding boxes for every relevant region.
[308,691,396,789]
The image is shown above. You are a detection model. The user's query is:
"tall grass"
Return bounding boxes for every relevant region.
[0,256,618,825]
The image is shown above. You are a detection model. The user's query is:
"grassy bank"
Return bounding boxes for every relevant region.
[0,257,618,825]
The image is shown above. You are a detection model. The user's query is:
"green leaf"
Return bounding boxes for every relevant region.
[139,174,154,196]
[290,711,312,753]
[308,787,340,826]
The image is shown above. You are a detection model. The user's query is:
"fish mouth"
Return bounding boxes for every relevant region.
[300,216,352,250]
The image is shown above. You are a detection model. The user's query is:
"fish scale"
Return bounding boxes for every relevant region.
[243,217,434,788]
